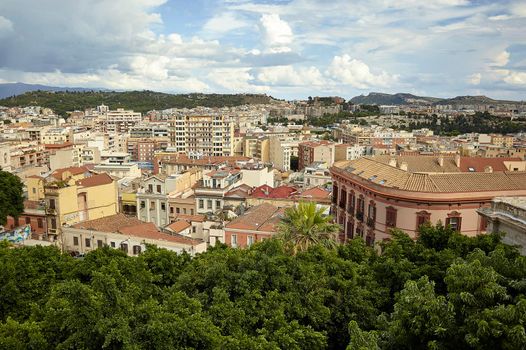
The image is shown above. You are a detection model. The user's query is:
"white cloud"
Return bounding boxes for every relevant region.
[207,68,267,92]
[259,14,293,52]
[130,56,170,80]
[494,51,510,67]
[327,54,398,89]
[501,71,526,86]
[202,12,248,35]
[256,65,325,86]
[0,16,13,34]
[467,73,481,85]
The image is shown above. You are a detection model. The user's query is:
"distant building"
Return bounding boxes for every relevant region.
[478,197,526,255]
[105,108,142,133]
[298,140,335,170]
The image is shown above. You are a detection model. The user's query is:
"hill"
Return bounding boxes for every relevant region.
[0,82,106,99]
[0,90,275,116]
[350,92,520,106]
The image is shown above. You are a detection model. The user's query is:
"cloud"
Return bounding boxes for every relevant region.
[255,65,325,86]
[130,56,170,80]
[202,12,248,36]
[259,14,293,53]
[0,16,13,35]
[327,54,398,89]
[467,73,481,85]
[494,51,510,67]
[207,68,267,92]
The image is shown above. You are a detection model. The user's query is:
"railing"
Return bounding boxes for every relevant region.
[367,217,375,228]
[356,212,364,221]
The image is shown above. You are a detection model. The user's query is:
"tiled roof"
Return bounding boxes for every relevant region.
[298,187,331,199]
[51,165,91,180]
[225,184,252,198]
[76,173,113,188]
[72,213,200,246]
[173,214,206,222]
[334,157,526,193]
[226,203,284,232]
[251,185,298,199]
[166,220,191,233]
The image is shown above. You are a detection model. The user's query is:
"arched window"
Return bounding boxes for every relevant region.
[386,206,397,228]
[446,211,462,231]
[416,211,431,230]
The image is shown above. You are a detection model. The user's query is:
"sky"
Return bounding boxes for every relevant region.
[0,0,525,100]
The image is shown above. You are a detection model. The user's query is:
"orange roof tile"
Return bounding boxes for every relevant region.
[166,220,191,233]
[76,173,113,188]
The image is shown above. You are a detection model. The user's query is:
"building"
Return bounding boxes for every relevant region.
[5,200,47,237]
[330,155,526,245]
[63,213,206,256]
[195,167,242,214]
[127,138,169,162]
[41,127,73,144]
[303,161,332,188]
[105,109,142,133]
[43,167,119,239]
[477,197,526,255]
[224,203,284,248]
[269,137,292,172]
[334,144,366,161]
[169,114,234,157]
[298,140,335,170]
[93,162,142,180]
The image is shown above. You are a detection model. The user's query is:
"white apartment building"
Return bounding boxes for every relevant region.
[105,108,142,133]
[41,127,73,144]
[170,114,234,157]
[269,137,292,172]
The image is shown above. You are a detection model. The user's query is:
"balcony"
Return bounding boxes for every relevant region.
[367,217,375,228]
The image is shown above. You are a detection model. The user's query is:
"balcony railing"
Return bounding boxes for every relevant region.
[367,217,375,228]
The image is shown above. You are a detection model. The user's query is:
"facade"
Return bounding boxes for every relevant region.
[269,137,292,172]
[6,200,48,237]
[298,140,335,170]
[224,203,284,248]
[330,155,526,245]
[127,137,169,162]
[44,169,119,239]
[169,114,235,157]
[478,197,526,255]
[93,162,142,180]
[195,168,242,214]
[105,109,142,133]
[63,214,206,256]
[303,162,331,188]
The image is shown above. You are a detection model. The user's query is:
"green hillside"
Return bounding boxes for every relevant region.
[0,90,275,116]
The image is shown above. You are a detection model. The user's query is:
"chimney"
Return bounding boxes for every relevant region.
[389,158,397,167]
[438,155,444,167]
[484,166,493,173]
[455,154,461,168]
[399,161,408,171]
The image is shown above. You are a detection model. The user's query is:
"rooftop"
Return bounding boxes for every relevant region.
[226,203,285,232]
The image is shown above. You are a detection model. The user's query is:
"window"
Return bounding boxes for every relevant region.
[133,245,142,254]
[73,236,79,246]
[231,234,237,248]
[140,201,145,209]
[97,240,103,248]
[247,235,254,247]
[85,238,91,248]
[198,200,204,209]
[157,185,161,193]
[161,203,166,211]
[416,211,431,230]
[192,226,196,233]
[50,218,57,229]
[386,207,397,228]
[150,201,155,209]
[37,218,43,228]
[148,184,153,192]
[207,200,212,209]
[170,207,174,214]
[183,208,187,214]
[110,242,116,248]
[49,199,56,209]
[32,188,36,194]
[190,209,194,215]
[120,243,128,253]
[25,217,31,225]
[216,200,221,209]
[176,207,180,214]
[446,212,462,231]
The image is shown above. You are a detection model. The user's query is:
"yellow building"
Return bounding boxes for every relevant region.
[26,175,45,201]
[44,168,118,239]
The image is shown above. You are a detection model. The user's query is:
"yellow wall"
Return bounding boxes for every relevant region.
[84,182,118,221]
[121,192,137,205]
[26,177,45,201]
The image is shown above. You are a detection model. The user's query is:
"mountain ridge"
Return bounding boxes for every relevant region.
[349,92,523,105]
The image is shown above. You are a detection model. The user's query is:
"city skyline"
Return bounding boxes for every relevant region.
[0,0,525,100]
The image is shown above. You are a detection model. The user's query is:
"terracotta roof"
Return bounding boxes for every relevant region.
[334,157,526,193]
[299,140,334,148]
[298,186,331,199]
[225,184,252,198]
[166,220,191,233]
[72,213,201,246]
[226,203,284,232]
[76,173,113,188]
[173,214,206,222]
[251,185,298,199]
[373,155,521,173]
[52,165,91,179]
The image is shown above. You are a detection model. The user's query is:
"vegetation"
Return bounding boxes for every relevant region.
[0,90,275,116]
[0,171,24,226]
[0,223,525,349]
[277,202,340,254]
[407,112,525,135]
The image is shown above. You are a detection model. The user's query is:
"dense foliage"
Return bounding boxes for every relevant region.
[0,171,24,226]
[1,223,525,349]
[0,91,275,116]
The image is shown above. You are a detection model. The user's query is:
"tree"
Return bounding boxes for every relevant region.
[0,171,24,226]
[277,202,340,255]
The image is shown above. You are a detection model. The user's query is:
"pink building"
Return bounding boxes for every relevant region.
[330,155,526,245]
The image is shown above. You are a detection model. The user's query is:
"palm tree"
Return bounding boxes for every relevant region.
[277,201,340,255]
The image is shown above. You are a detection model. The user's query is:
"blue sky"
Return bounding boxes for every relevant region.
[0,0,525,100]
